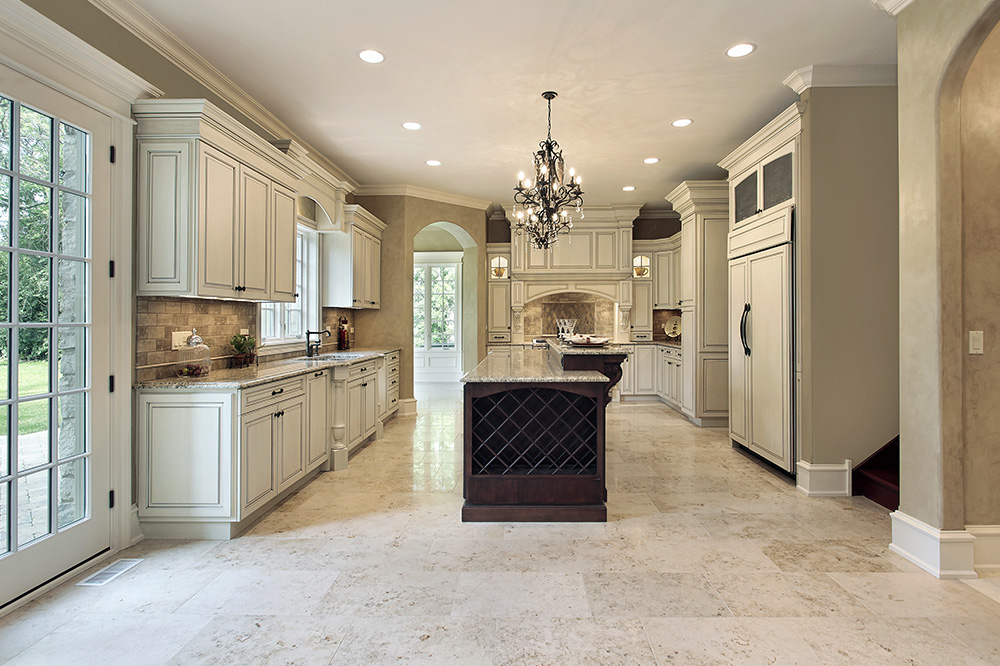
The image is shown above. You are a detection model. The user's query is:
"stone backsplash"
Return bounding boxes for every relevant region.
[522,292,616,337]
[134,296,356,382]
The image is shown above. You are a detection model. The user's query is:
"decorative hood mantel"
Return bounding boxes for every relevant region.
[499,204,641,343]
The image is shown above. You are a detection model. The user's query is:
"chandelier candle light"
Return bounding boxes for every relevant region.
[513,91,584,250]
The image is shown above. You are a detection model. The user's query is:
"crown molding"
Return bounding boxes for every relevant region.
[873,0,915,16]
[353,185,492,211]
[665,180,728,218]
[0,0,161,118]
[87,0,357,188]
[783,64,897,95]
[719,102,806,172]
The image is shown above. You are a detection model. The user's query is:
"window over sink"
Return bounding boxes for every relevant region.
[260,224,318,346]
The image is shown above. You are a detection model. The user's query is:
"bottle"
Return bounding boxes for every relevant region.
[175,328,211,377]
[338,316,350,350]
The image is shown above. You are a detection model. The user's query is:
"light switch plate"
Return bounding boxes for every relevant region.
[171,330,193,350]
[240,328,249,335]
[970,330,984,355]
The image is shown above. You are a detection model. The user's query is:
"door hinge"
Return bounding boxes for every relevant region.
[109,260,115,278]
[109,490,115,509]
[109,375,115,392]
[109,145,116,163]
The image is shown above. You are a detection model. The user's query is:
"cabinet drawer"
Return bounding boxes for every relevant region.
[632,332,652,342]
[386,388,400,412]
[386,373,400,392]
[488,331,511,343]
[384,350,400,364]
[349,359,378,378]
[242,375,304,412]
[387,362,399,380]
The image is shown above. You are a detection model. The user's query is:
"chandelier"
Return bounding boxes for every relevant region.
[513,91,584,250]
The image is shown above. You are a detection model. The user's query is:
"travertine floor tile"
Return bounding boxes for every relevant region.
[642,617,821,665]
[174,570,339,616]
[584,572,731,618]
[827,572,1000,617]
[708,572,875,618]
[316,571,459,616]
[451,572,591,618]
[333,616,496,666]
[495,617,657,665]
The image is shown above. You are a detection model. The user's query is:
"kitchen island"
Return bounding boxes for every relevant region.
[461,348,613,522]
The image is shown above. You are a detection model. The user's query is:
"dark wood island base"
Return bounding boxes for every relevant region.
[461,349,622,522]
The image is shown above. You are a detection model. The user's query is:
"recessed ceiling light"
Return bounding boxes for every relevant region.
[402,122,421,130]
[622,186,636,192]
[358,49,385,64]
[643,157,660,164]
[726,43,756,58]
[672,118,693,128]
[425,160,441,167]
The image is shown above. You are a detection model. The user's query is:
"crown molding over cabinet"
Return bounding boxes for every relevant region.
[353,184,492,211]
[783,64,898,95]
[872,0,916,16]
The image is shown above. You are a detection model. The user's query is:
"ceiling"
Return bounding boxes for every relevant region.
[128,0,897,212]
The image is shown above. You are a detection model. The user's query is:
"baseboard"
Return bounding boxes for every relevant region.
[967,525,1000,571]
[687,414,728,428]
[889,511,977,579]
[399,398,418,415]
[796,459,852,496]
[129,505,144,546]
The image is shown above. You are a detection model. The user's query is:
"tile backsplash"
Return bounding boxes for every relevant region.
[522,292,616,337]
[134,296,356,382]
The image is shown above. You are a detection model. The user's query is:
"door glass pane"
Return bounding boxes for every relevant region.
[57,458,84,528]
[762,153,793,210]
[59,122,88,193]
[734,171,757,224]
[0,404,8,476]
[17,328,49,397]
[18,254,50,323]
[57,327,85,391]
[57,259,86,323]
[0,96,11,170]
[0,250,9,322]
[0,482,8,555]
[18,181,51,252]
[1,175,10,246]
[17,469,50,547]
[57,392,85,459]
[58,191,86,258]
[0,328,7,399]
[19,106,52,182]
[18,398,50,471]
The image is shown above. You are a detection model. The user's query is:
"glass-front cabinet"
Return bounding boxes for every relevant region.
[731,141,796,227]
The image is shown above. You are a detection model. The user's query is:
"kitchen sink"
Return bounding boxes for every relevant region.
[299,351,372,361]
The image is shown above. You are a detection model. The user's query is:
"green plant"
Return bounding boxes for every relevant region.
[230,333,256,355]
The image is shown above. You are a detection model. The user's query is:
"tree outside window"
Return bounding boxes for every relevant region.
[413,264,459,351]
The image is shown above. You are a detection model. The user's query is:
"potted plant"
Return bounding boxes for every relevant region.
[230,333,257,368]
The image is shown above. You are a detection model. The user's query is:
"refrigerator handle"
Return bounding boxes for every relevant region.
[740,303,751,356]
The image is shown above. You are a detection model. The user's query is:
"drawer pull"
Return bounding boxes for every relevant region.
[274,410,284,418]
[361,367,367,372]
[314,371,324,377]
[271,388,284,396]
[361,382,368,388]
[391,379,397,386]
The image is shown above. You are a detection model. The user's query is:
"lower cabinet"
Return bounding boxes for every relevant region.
[348,373,378,449]
[305,370,330,469]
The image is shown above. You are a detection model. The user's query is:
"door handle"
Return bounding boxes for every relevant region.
[740,303,751,356]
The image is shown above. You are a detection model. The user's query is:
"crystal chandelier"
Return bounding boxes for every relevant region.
[513,91,584,250]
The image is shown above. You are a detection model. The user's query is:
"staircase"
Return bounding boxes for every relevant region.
[852,437,899,511]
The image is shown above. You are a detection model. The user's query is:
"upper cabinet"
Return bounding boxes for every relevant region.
[322,205,385,309]
[134,100,305,302]
[720,103,804,230]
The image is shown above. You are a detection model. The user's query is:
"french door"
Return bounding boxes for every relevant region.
[0,65,112,606]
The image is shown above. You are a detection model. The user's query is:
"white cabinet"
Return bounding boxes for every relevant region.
[134,99,300,303]
[654,250,682,309]
[378,350,400,421]
[679,217,695,307]
[618,345,635,396]
[655,346,683,407]
[240,407,276,513]
[348,373,378,450]
[631,282,653,340]
[305,370,330,469]
[322,205,386,309]
[634,345,657,394]
[488,282,511,333]
[729,243,793,472]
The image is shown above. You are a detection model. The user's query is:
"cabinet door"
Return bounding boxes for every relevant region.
[632,282,653,331]
[619,347,635,396]
[277,397,306,491]
[681,313,696,415]
[347,379,363,447]
[488,282,511,331]
[137,141,192,294]
[306,372,330,469]
[680,218,695,306]
[198,145,240,298]
[746,244,793,472]
[672,359,682,403]
[733,169,759,225]
[242,408,276,513]
[656,350,666,397]
[270,184,297,303]
[634,345,657,394]
[761,151,794,213]
[654,251,672,308]
[240,166,271,300]
[672,248,681,307]
[728,257,749,445]
[367,235,381,308]
[352,228,366,307]
[363,378,378,436]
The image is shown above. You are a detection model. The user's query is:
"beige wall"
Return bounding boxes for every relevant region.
[797,86,900,466]
[353,196,488,400]
[896,0,1000,530]
[960,20,1000,525]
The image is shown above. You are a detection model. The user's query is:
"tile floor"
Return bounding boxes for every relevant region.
[2,382,1000,665]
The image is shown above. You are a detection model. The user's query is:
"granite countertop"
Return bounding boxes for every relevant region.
[462,348,607,383]
[134,348,398,390]
[546,339,629,356]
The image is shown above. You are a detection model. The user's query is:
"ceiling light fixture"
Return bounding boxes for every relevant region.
[425,160,441,166]
[725,43,756,58]
[513,91,584,251]
[358,49,385,64]
[622,186,636,192]
[672,118,693,128]
[643,157,660,164]
[402,121,421,130]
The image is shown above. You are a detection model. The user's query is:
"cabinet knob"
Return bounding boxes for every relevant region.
[314,371,324,377]
[271,388,284,396]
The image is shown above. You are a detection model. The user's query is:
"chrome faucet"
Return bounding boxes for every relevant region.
[305,329,331,357]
